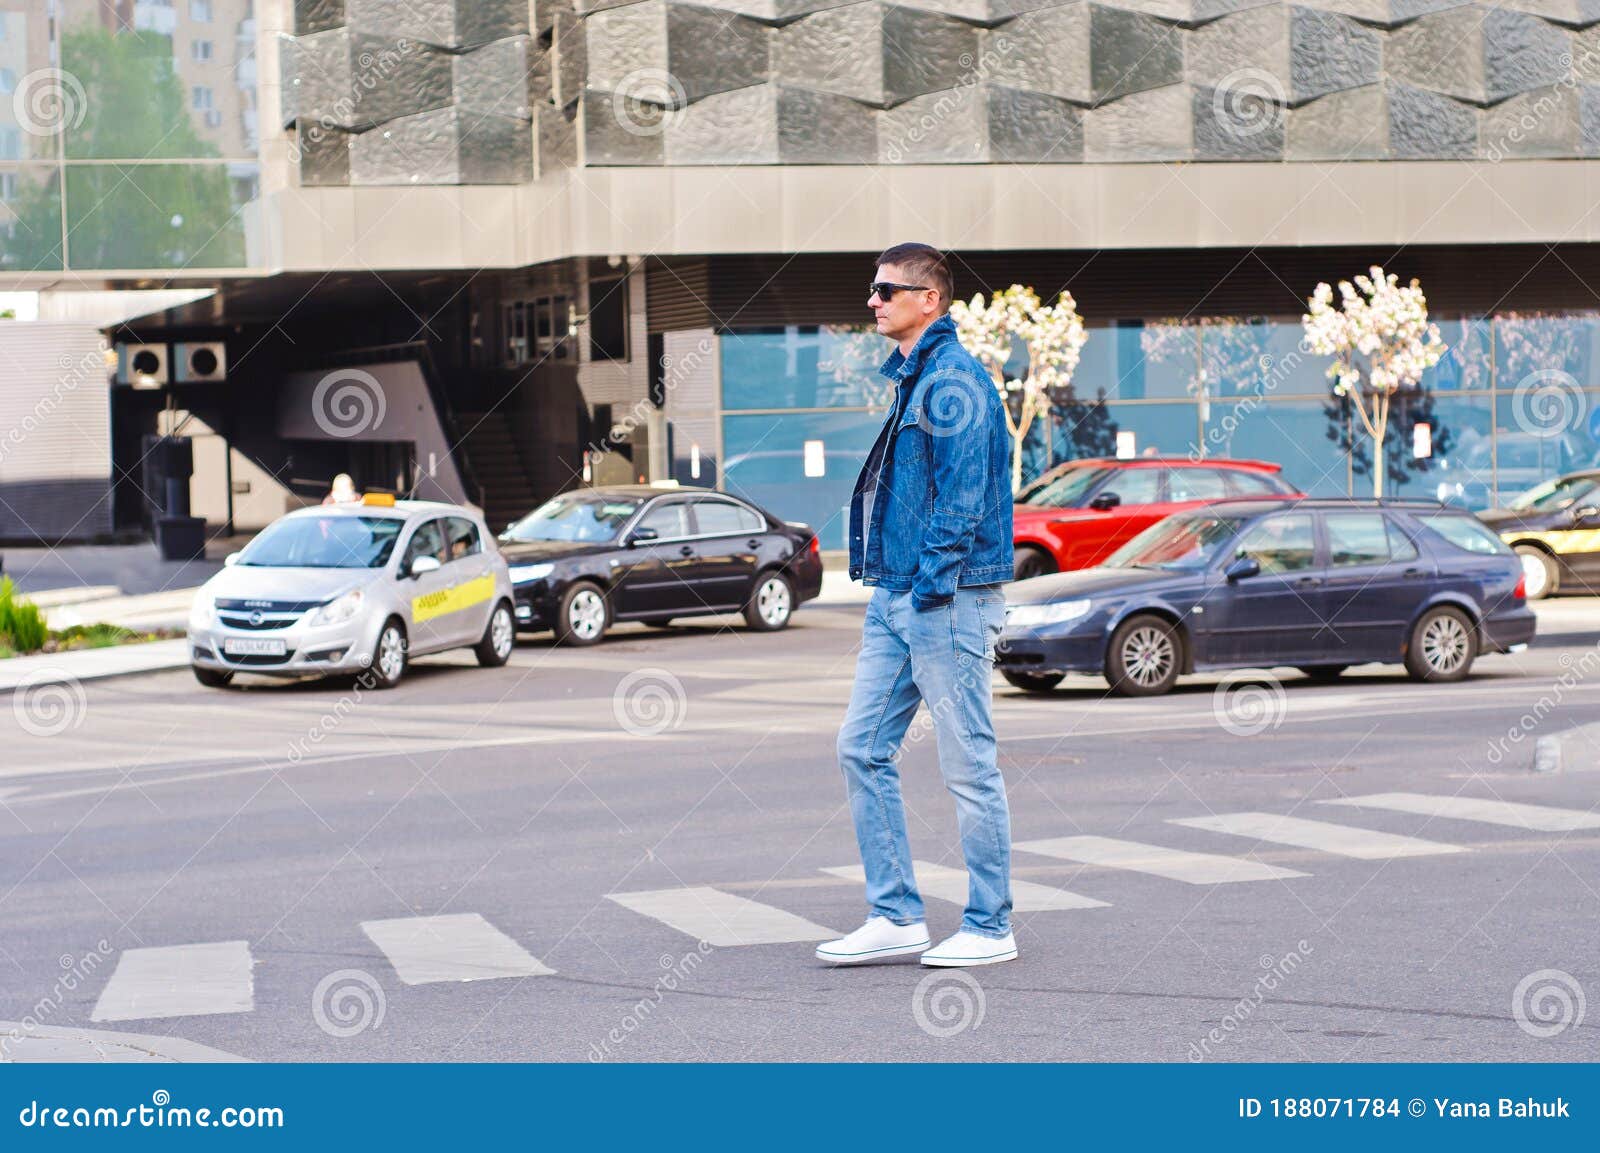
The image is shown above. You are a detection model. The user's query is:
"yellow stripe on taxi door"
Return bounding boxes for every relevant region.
[412,574,497,623]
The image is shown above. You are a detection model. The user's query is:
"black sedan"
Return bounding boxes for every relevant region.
[498,485,824,645]
[996,498,1535,696]
[1476,470,1600,599]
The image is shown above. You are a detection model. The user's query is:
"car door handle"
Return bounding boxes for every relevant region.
[747,539,760,549]
[679,545,695,557]
[1294,576,1324,588]
[1402,567,1425,579]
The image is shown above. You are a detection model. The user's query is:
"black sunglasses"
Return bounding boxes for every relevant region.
[869,281,930,302]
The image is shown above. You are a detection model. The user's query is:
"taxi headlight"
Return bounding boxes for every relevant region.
[308,588,363,626]
[1005,599,1091,628]
[189,592,216,629]
[509,563,553,583]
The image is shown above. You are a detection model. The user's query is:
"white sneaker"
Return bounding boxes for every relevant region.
[815,917,931,964]
[920,930,1017,967]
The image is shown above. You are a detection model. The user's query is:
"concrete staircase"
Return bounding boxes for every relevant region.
[454,408,539,534]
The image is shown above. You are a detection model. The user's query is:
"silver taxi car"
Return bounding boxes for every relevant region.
[188,494,516,689]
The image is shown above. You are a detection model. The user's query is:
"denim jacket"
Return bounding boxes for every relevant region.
[847,314,1014,609]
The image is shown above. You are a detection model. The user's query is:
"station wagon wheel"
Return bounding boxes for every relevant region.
[1013,546,1056,582]
[475,601,515,667]
[1106,613,1181,697]
[1002,670,1065,693]
[555,581,608,646]
[1514,545,1557,600]
[1404,606,1476,683]
[744,571,793,632]
[370,619,408,689]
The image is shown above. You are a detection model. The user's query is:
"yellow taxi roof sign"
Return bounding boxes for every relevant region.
[362,492,396,507]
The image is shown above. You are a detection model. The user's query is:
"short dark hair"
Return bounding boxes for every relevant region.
[875,242,953,312]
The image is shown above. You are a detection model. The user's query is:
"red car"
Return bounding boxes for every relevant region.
[1012,457,1300,579]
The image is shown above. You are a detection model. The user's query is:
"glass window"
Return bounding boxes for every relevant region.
[1225,468,1294,496]
[692,499,763,535]
[1018,465,1111,508]
[1233,513,1317,573]
[1166,467,1229,501]
[1418,512,1511,555]
[1094,402,1201,462]
[1325,513,1393,567]
[1491,393,1600,507]
[1201,399,1348,497]
[402,519,447,568]
[64,162,253,268]
[723,411,883,549]
[588,277,628,361]
[722,326,893,410]
[191,40,213,62]
[1507,474,1600,513]
[1422,318,1491,392]
[1097,466,1162,507]
[1387,519,1420,561]
[503,493,642,542]
[0,165,63,271]
[191,86,213,110]
[445,517,481,561]
[239,515,404,569]
[191,0,214,20]
[1124,321,1200,399]
[1105,513,1247,570]
[637,499,691,538]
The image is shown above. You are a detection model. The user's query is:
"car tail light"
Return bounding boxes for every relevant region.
[1514,573,1526,599]
[808,535,819,555]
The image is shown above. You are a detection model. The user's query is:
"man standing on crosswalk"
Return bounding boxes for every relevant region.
[817,242,1018,968]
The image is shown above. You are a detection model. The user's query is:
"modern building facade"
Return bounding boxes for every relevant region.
[5,0,1600,546]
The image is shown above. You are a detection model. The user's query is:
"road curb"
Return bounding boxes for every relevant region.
[0,1021,250,1063]
[0,640,190,694]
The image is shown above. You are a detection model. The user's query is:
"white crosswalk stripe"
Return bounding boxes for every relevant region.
[360,913,554,985]
[820,860,1109,912]
[91,940,253,1022]
[1169,812,1467,860]
[1015,835,1308,884]
[1318,792,1600,833]
[607,886,839,946]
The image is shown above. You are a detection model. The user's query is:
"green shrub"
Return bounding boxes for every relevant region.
[0,577,49,654]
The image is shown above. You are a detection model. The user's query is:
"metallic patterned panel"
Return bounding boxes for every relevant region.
[881,6,982,106]
[1387,81,1479,157]
[458,114,536,183]
[296,123,352,185]
[1483,8,1571,100]
[454,37,536,121]
[537,103,580,175]
[1481,84,1581,157]
[1581,85,1600,155]
[777,86,879,162]
[294,0,346,35]
[1186,6,1287,91]
[1089,5,1184,104]
[279,34,300,128]
[983,6,1091,103]
[986,85,1083,160]
[667,5,770,102]
[1192,83,1285,158]
[350,33,456,127]
[1386,8,1487,101]
[664,84,780,163]
[772,4,888,104]
[347,0,528,51]
[295,28,357,129]
[582,90,670,164]
[555,11,588,108]
[584,3,669,96]
[349,108,532,184]
[1083,82,1191,158]
[536,0,577,36]
[1284,83,1387,159]
[1289,7,1381,102]
[880,86,989,161]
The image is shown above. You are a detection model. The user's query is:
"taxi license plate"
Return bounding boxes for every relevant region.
[223,637,287,657]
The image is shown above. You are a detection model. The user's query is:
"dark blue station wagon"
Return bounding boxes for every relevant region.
[996,499,1536,696]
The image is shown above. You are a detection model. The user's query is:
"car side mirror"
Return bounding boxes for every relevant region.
[1089,492,1121,511]
[408,555,442,578]
[1574,505,1600,525]
[223,552,241,567]
[629,527,659,547]
[1224,555,1261,582]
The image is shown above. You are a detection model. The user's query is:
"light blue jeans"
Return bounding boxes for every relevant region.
[836,585,1012,938]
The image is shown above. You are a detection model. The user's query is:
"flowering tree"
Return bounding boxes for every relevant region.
[1302,267,1446,497]
[950,285,1089,491]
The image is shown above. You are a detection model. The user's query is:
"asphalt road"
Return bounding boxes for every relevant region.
[2,602,1598,1062]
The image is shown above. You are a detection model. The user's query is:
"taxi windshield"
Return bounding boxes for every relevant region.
[502,494,643,542]
[238,515,404,568]
[1104,513,1246,570]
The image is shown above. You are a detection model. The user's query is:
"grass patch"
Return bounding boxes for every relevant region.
[0,579,181,658]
